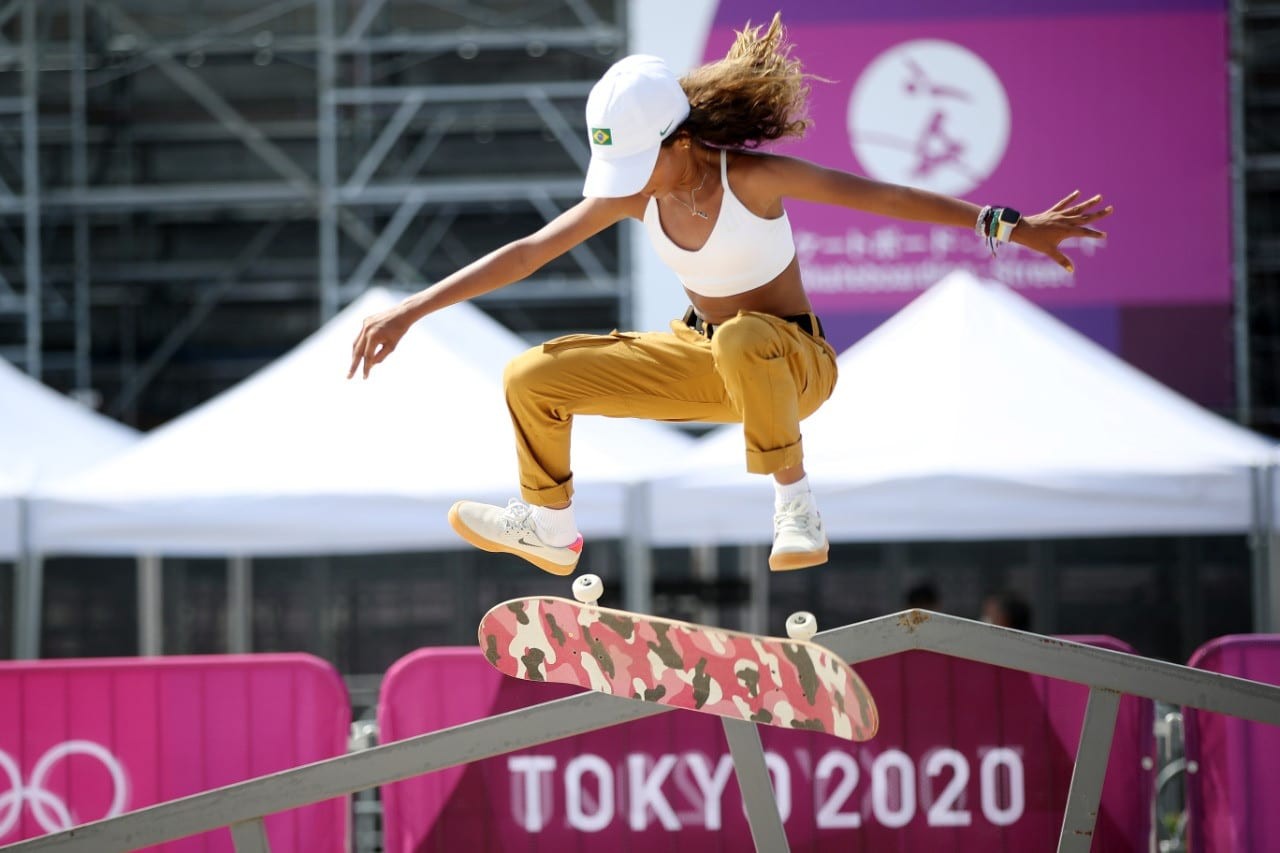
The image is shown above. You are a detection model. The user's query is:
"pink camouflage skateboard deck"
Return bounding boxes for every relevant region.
[477,579,878,742]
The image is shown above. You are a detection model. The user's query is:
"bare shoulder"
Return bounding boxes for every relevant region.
[724,150,828,216]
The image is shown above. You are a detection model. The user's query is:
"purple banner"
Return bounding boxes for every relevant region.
[704,2,1233,404]
[378,644,1152,851]
[707,8,1229,310]
[1184,635,1280,852]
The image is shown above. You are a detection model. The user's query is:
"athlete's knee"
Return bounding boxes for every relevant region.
[710,313,780,363]
[503,346,553,400]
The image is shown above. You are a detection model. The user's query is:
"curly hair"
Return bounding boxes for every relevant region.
[673,13,813,149]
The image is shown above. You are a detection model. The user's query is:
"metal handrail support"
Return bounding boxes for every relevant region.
[3,610,1279,853]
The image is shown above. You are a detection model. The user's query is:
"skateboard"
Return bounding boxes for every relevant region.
[477,574,878,742]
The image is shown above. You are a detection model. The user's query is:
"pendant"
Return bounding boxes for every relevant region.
[692,210,709,220]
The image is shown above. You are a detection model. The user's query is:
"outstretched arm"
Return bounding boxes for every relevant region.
[761,155,1112,273]
[348,196,629,378]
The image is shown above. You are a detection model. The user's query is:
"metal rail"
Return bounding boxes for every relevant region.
[3,610,1279,853]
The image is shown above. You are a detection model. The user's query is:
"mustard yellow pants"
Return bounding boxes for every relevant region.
[502,310,839,506]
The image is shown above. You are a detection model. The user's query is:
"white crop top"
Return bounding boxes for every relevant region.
[643,149,796,296]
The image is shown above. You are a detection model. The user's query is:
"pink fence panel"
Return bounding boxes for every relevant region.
[1184,635,1280,852]
[378,639,1152,852]
[0,654,350,851]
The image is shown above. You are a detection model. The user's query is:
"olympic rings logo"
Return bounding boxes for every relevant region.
[0,741,129,838]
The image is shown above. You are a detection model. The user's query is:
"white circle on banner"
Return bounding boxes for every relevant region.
[847,39,1010,195]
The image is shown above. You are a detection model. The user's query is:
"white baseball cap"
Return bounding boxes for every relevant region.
[582,55,690,198]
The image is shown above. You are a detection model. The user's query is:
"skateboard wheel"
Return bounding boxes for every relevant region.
[573,573,604,604]
[786,611,817,641]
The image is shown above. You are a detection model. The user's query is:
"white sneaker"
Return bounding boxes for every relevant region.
[769,496,829,571]
[448,498,583,576]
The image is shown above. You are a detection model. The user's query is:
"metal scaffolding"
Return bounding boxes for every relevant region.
[0,0,625,426]
[1236,0,1280,434]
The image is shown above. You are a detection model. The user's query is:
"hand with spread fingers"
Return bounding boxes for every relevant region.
[348,307,412,379]
[1014,190,1114,273]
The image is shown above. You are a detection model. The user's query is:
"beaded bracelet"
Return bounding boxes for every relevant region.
[975,205,1021,256]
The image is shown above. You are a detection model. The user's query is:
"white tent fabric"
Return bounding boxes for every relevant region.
[32,289,695,556]
[0,358,138,558]
[651,271,1278,545]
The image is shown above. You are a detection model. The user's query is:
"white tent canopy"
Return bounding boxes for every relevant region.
[0,358,138,559]
[32,289,695,556]
[652,272,1277,545]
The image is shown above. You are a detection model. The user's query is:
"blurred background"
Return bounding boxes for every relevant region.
[1,1,1279,850]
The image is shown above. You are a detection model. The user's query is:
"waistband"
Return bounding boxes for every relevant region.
[682,306,825,341]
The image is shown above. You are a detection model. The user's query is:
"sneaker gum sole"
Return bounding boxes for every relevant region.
[448,503,578,577]
[768,544,830,572]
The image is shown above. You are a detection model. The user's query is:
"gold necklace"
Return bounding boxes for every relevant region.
[671,168,709,219]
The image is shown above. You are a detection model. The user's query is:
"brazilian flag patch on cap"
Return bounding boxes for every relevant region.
[590,127,612,146]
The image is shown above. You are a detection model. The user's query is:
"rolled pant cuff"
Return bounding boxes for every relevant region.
[520,478,575,506]
[745,440,804,475]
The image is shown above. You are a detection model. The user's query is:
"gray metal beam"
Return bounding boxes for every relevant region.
[341,0,390,41]
[316,0,338,319]
[88,0,314,88]
[345,94,424,192]
[21,0,39,379]
[330,80,594,105]
[527,89,590,169]
[12,497,41,659]
[137,555,163,656]
[723,719,790,852]
[346,192,427,289]
[8,691,671,853]
[337,178,583,205]
[528,189,607,283]
[394,110,455,180]
[227,556,252,654]
[1056,687,1121,853]
[333,27,620,54]
[107,219,285,416]
[229,819,270,853]
[820,610,1280,726]
[95,2,314,198]
[70,0,90,391]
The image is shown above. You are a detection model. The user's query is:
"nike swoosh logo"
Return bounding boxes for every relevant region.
[517,536,543,548]
[659,119,674,136]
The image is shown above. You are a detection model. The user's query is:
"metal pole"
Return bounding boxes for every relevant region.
[622,482,653,614]
[1266,462,1279,633]
[741,544,768,634]
[229,819,271,853]
[316,0,340,320]
[722,719,790,852]
[13,496,41,658]
[70,0,92,392]
[137,554,163,655]
[1250,466,1270,632]
[227,556,253,653]
[21,0,40,379]
[1056,687,1122,852]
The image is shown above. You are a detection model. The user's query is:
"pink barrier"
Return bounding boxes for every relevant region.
[1184,635,1280,852]
[379,639,1152,852]
[0,654,350,851]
